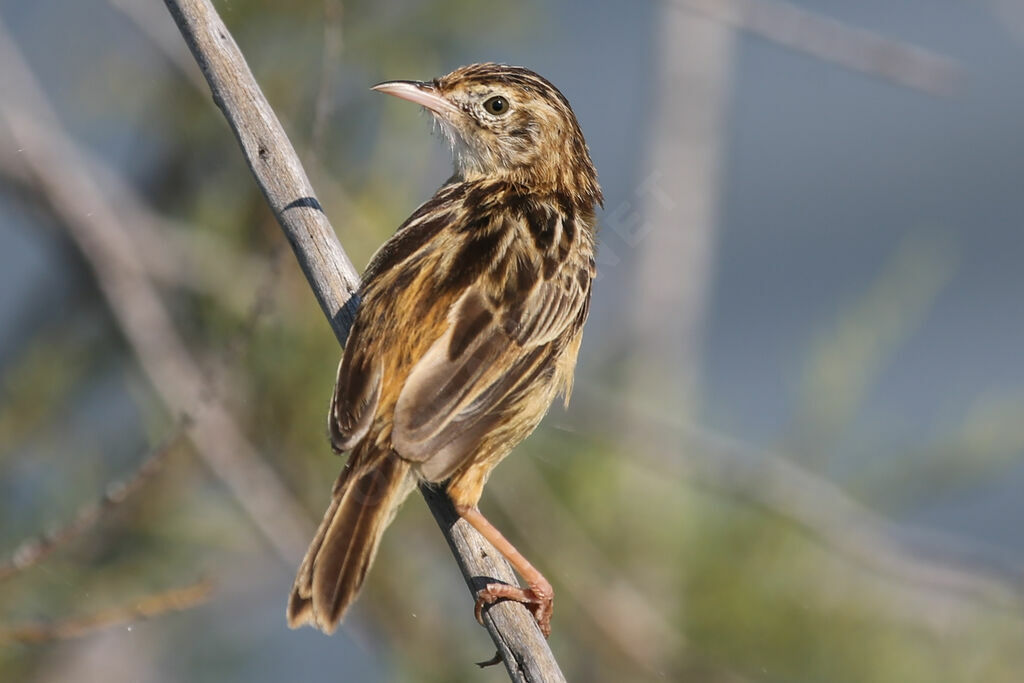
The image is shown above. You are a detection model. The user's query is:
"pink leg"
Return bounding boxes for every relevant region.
[456,504,554,638]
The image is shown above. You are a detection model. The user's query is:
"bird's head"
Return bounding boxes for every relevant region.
[373,63,602,207]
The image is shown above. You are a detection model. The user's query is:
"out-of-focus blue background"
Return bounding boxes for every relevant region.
[2,1,1023,681]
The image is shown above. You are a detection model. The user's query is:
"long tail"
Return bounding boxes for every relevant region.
[287,453,415,633]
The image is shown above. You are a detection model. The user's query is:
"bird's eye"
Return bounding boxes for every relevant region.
[483,96,510,116]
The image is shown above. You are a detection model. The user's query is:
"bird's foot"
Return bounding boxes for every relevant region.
[474,582,553,638]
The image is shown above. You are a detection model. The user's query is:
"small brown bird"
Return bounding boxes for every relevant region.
[287,63,601,638]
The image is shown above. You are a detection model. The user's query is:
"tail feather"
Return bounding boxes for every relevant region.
[287,454,414,633]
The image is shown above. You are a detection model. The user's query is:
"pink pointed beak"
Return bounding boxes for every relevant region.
[371,80,462,118]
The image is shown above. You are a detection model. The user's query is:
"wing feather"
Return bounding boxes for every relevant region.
[392,210,591,478]
[328,320,382,453]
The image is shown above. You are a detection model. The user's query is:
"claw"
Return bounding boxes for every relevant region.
[473,582,553,638]
[476,650,503,668]
[474,593,490,626]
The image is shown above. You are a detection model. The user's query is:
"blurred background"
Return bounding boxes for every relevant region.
[2,0,1023,681]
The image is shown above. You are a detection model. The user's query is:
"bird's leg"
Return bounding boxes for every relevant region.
[454,504,554,638]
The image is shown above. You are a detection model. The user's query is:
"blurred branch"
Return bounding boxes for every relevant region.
[310,0,344,155]
[984,0,1024,45]
[673,0,963,95]
[161,1,563,679]
[0,578,214,644]
[0,137,267,317]
[105,0,208,92]
[0,423,188,584]
[623,5,733,421]
[0,19,316,565]
[573,384,1024,617]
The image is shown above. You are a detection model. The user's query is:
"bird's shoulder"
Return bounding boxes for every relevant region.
[361,178,594,314]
